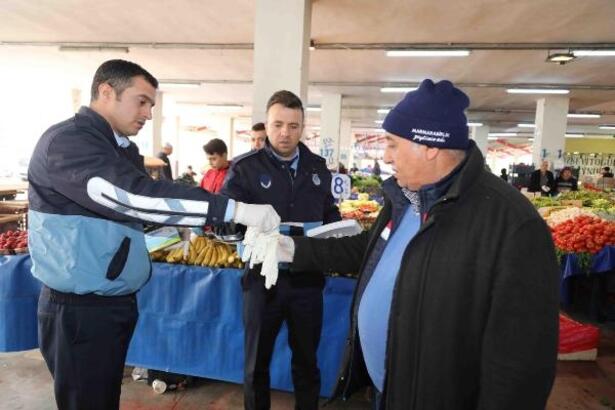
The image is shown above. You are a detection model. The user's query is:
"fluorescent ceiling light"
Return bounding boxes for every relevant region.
[380,87,417,93]
[487,137,499,141]
[306,106,322,112]
[546,52,575,64]
[565,133,584,138]
[517,123,536,128]
[376,128,385,133]
[507,88,570,95]
[489,132,518,137]
[567,113,601,118]
[573,50,615,57]
[467,122,483,127]
[599,125,615,130]
[159,81,201,89]
[386,50,470,57]
[374,120,384,124]
[377,108,391,114]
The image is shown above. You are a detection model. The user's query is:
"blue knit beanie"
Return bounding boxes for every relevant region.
[382,79,470,149]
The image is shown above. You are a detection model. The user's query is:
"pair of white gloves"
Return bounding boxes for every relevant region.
[232,202,295,289]
[241,227,295,289]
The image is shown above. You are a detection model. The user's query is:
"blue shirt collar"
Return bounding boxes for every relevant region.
[270,146,300,171]
[113,130,130,148]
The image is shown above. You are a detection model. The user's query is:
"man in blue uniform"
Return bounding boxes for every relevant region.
[28,59,280,410]
[221,90,340,410]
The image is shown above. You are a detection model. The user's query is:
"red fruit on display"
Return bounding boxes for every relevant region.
[551,216,615,255]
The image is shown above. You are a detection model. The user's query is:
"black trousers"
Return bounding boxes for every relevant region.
[243,274,323,410]
[37,286,138,410]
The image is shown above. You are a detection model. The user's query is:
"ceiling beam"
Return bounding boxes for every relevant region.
[158,78,615,91]
[3,41,615,51]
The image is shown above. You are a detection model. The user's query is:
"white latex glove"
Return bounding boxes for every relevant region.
[233,202,280,233]
[278,235,295,263]
[541,185,551,192]
[241,227,271,268]
[259,236,296,288]
[261,240,279,289]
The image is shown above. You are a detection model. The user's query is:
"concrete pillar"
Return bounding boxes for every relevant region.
[471,125,490,158]
[339,119,352,169]
[533,96,569,169]
[252,0,312,123]
[152,91,164,156]
[319,93,342,169]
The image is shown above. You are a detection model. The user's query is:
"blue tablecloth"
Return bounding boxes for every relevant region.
[0,255,355,396]
[560,245,615,305]
[0,255,41,351]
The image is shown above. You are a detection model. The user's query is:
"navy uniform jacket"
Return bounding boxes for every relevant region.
[221,141,341,287]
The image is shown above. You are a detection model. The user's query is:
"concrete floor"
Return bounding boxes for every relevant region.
[1,326,614,410]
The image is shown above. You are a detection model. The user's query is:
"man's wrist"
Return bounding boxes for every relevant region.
[224,199,237,222]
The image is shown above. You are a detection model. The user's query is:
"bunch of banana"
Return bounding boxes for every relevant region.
[149,237,244,268]
[149,250,166,262]
[164,247,185,263]
[186,236,244,269]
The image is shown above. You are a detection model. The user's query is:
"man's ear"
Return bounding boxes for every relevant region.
[98,83,114,102]
[425,146,440,161]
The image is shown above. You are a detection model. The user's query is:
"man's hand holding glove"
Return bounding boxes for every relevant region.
[241,227,295,289]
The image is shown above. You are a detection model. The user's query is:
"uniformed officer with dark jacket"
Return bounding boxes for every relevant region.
[221,90,340,410]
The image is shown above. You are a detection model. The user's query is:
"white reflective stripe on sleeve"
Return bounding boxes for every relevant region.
[86,176,209,225]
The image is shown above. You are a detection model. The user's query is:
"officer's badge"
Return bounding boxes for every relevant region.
[260,174,272,189]
[312,173,321,186]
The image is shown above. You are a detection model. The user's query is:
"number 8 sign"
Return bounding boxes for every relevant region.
[331,173,351,199]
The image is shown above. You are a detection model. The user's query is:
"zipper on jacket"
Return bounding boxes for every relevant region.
[381,213,434,407]
[339,204,392,400]
[386,199,452,408]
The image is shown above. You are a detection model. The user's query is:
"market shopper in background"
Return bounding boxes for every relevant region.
[250,79,559,410]
[156,142,174,180]
[372,159,381,176]
[555,166,578,193]
[528,159,556,196]
[250,122,267,150]
[500,167,509,182]
[602,166,614,178]
[221,90,340,410]
[200,138,231,193]
[27,59,281,410]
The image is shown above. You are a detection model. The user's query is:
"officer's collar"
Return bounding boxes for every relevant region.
[269,145,299,163]
[112,130,130,148]
[77,106,123,148]
[264,141,301,168]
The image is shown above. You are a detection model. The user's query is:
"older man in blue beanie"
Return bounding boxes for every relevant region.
[248,79,560,410]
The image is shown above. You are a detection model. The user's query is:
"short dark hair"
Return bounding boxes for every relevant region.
[252,122,265,132]
[203,138,228,156]
[604,166,611,172]
[90,59,158,101]
[266,90,304,117]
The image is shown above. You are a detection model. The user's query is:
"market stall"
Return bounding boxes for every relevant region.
[0,254,355,397]
[531,188,615,360]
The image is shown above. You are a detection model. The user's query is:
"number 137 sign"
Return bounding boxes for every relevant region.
[331,173,351,200]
